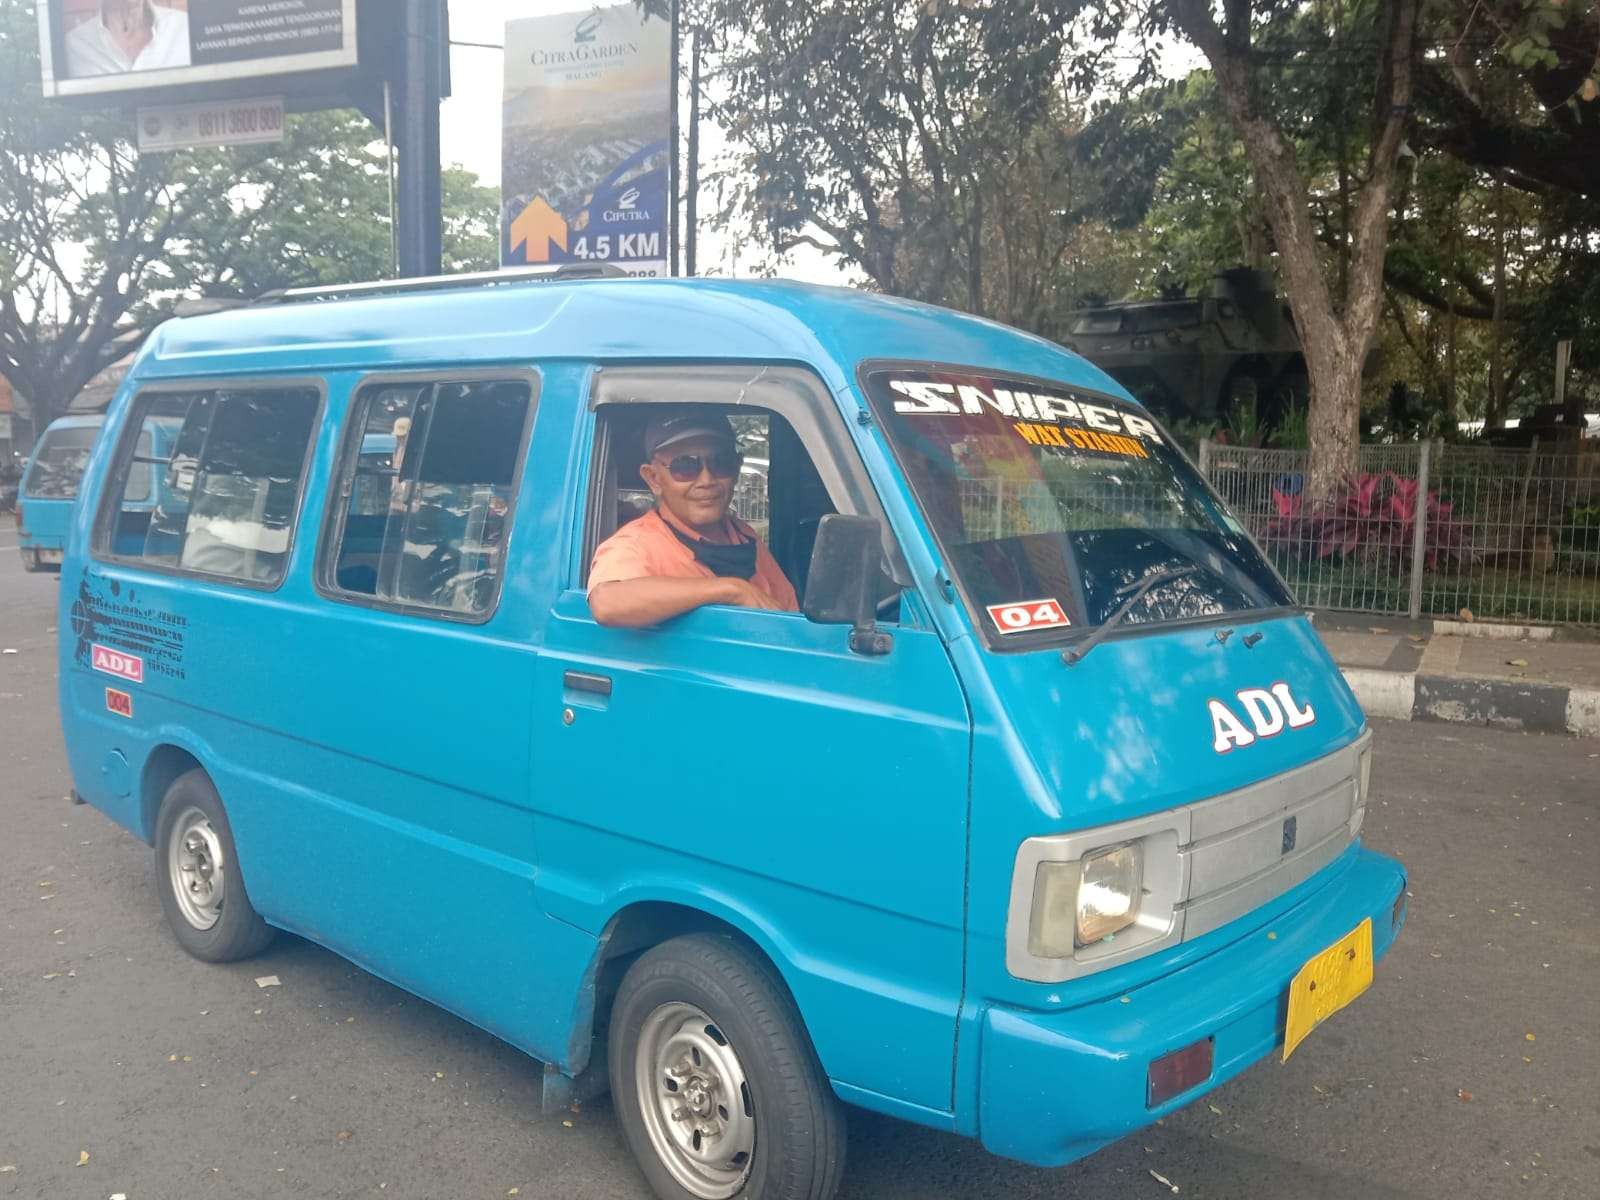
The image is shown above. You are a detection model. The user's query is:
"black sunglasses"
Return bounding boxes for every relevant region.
[661,449,742,482]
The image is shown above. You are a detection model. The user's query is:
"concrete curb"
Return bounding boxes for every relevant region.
[1339,667,1600,738]
[1430,618,1557,642]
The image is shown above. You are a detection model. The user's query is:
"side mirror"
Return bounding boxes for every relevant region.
[803,513,893,655]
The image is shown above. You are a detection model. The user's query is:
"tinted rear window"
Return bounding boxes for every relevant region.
[24,425,100,499]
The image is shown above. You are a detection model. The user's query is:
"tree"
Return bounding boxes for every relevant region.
[1415,0,1600,199]
[695,0,1421,484]
[0,0,233,431]
[694,0,1088,307]
[0,0,496,432]
[1148,0,1417,491]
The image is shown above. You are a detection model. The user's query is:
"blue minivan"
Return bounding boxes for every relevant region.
[59,273,1406,1200]
[17,414,107,571]
[18,414,177,572]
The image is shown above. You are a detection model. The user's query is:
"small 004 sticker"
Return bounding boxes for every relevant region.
[105,687,134,719]
[986,598,1072,634]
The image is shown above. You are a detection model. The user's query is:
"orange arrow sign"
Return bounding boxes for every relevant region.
[509,196,568,264]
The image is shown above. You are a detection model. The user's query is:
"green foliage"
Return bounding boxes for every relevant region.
[170,112,498,298]
[0,0,495,426]
[1133,74,1258,292]
[1165,416,1218,459]
[693,0,1091,310]
[692,0,1600,443]
[1226,394,1264,446]
[1274,405,1311,450]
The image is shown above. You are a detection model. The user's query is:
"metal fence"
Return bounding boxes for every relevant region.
[1202,438,1600,625]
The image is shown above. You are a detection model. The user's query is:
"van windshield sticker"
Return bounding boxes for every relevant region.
[986,598,1071,634]
[1011,421,1149,459]
[887,378,1165,454]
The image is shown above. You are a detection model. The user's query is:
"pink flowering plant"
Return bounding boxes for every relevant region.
[1261,472,1475,569]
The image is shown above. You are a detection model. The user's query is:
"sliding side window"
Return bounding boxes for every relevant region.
[322,377,533,619]
[97,385,321,586]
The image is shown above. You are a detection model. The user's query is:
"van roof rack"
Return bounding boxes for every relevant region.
[251,262,633,306]
[173,296,254,318]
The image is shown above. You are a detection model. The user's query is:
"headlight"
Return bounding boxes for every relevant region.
[1027,841,1144,958]
[1351,744,1373,838]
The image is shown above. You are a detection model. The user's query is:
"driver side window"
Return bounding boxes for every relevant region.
[589,402,896,620]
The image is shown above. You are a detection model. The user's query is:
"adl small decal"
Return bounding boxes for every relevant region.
[91,643,144,684]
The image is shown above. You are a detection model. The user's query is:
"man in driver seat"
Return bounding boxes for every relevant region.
[588,407,798,627]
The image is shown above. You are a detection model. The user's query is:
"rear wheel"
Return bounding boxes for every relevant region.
[154,770,274,962]
[608,934,845,1200]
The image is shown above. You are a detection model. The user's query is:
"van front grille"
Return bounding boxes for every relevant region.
[1005,732,1371,983]
[1178,749,1362,941]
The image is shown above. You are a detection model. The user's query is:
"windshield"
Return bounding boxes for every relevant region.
[864,367,1292,644]
[23,425,101,500]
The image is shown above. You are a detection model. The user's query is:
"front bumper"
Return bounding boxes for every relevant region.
[978,845,1406,1167]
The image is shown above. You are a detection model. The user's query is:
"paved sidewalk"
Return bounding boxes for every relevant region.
[1316,613,1600,737]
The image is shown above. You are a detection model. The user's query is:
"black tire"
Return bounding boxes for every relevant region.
[153,769,275,962]
[608,933,846,1200]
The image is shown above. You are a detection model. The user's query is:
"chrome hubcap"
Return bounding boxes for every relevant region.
[167,807,225,931]
[635,1002,755,1198]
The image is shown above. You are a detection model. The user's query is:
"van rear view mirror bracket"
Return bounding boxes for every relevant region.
[803,513,894,656]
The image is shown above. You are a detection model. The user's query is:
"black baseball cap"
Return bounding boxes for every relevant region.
[642,408,736,458]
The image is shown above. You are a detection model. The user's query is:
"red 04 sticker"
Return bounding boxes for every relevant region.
[986,598,1071,634]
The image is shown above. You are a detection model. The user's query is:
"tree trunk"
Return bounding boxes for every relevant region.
[966,185,983,315]
[1304,337,1365,496]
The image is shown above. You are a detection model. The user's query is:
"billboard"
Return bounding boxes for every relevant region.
[37,0,358,99]
[501,3,670,276]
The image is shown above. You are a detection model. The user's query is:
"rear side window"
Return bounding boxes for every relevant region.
[323,377,533,619]
[97,385,321,585]
[23,424,101,499]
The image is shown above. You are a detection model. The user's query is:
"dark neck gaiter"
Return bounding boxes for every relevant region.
[667,516,758,580]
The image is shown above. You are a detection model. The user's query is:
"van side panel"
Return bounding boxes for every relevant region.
[534,594,973,1116]
[60,369,586,1066]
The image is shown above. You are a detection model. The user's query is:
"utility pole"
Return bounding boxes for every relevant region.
[668,0,681,276]
[685,27,701,277]
[1489,171,1506,428]
[395,0,445,278]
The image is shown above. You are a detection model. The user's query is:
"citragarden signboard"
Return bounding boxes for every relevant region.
[501,3,670,277]
[36,0,357,99]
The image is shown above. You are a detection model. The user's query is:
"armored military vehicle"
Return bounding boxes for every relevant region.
[1060,268,1307,425]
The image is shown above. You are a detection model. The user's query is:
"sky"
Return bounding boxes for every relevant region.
[441,0,848,284]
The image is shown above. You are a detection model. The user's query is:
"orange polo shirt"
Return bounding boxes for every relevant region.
[589,507,799,612]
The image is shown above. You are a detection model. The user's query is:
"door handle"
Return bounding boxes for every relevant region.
[563,670,613,698]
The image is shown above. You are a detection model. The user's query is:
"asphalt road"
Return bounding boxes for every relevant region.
[1,533,1596,1200]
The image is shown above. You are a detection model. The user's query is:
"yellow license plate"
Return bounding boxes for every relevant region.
[1282,918,1374,1062]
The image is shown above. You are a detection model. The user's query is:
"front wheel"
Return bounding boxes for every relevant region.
[608,934,846,1200]
[154,769,275,962]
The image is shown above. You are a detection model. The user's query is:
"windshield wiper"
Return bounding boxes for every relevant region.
[1061,565,1199,666]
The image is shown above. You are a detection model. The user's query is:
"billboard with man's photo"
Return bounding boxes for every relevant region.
[37,0,358,98]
